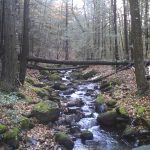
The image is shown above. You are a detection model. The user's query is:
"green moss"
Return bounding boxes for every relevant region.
[106,99,117,107]
[116,106,128,115]
[55,132,68,141]
[50,73,61,81]
[33,102,49,113]
[55,132,74,150]
[80,130,93,141]
[0,124,7,134]
[32,87,48,98]
[19,116,30,129]
[33,101,58,113]
[96,95,105,105]
[4,128,19,140]
[136,106,146,116]
[123,126,137,137]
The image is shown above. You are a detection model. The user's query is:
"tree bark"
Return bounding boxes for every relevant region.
[123,0,129,60]
[129,0,149,94]
[27,56,131,65]
[19,0,30,84]
[1,0,18,91]
[113,0,119,60]
[65,0,69,60]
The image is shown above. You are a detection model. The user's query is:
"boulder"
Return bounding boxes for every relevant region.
[66,99,84,107]
[95,95,107,113]
[49,73,61,81]
[80,130,93,141]
[32,87,49,98]
[97,111,119,127]
[18,116,33,129]
[122,126,137,139]
[52,82,67,91]
[3,128,20,149]
[116,106,128,116]
[55,132,74,150]
[70,126,81,134]
[106,100,117,108]
[32,101,60,123]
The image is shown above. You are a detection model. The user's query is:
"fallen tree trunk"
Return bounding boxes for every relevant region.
[27,64,89,71]
[27,57,131,65]
[86,64,132,82]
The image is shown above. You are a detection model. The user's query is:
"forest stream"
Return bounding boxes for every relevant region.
[55,69,131,150]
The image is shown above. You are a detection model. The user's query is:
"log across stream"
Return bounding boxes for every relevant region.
[57,70,130,150]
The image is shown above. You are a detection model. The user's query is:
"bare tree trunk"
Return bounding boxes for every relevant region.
[129,0,149,94]
[113,0,119,60]
[1,0,18,91]
[19,0,30,84]
[0,0,4,57]
[65,0,69,60]
[123,0,129,60]
[144,0,149,58]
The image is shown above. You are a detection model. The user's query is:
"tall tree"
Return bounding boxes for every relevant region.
[1,0,18,91]
[129,0,149,94]
[113,0,119,60]
[144,0,149,58]
[19,0,30,84]
[123,0,129,60]
[65,0,69,60]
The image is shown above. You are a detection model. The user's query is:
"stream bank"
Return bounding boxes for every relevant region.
[0,66,150,150]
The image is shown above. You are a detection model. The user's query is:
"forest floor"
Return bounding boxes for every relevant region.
[0,65,150,149]
[86,65,150,119]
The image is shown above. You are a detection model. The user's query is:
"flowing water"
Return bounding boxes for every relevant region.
[59,70,131,150]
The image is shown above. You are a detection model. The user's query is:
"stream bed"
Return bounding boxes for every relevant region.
[58,70,131,150]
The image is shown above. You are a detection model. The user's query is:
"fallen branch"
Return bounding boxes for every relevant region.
[28,57,131,66]
[86,64,132,82]
[27,64,89,71]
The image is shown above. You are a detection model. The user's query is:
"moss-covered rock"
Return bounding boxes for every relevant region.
[95,95,107,113]
[122,126,137,138]
[32,101,60,123]
[106,99,117,107]
[32,87,49,98]
[116,106,128,116]
[97,111,119,127]
[55,132,74,150]
[49,73,61,81]
[0,124,7,134]
[136,106,146,117]
[52,82,67,91]
[83,69,96,79]
[96,95,105,105]
[3,128,20,149]
[80,130,93,141]
[3,128,19,140]
[18,116,32,129]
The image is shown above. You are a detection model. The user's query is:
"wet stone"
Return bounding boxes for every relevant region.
[67,107,81,114]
